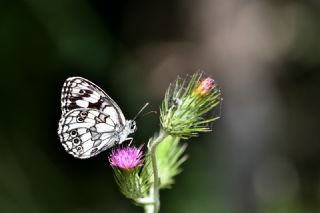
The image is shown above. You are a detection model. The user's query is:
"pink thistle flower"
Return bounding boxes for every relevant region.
[195,77,215,96]
[109,146,144,170]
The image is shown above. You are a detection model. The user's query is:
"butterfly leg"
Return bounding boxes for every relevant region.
[126,137,133,146]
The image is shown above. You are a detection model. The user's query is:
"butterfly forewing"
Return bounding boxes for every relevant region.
[60,77,125,125]
[58,108,122,159]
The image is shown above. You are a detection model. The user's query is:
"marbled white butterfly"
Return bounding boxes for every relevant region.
[58,77,141,159]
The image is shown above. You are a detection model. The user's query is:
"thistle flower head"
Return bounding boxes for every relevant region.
[160,72,222,139]
[109,145,151,200]
[109,146,143,170]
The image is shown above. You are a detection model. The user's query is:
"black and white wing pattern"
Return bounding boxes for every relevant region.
[58,77,137,159]
[58,108,121,159]
[60,77,125,126]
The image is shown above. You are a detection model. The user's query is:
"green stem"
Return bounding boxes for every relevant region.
[146,129,167,213]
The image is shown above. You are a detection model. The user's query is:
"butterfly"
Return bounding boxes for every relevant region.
[58,77,143,159]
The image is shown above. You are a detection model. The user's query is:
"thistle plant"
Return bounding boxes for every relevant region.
[108,72,222,213]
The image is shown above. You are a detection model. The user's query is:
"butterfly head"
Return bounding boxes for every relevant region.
[127,120,137,134]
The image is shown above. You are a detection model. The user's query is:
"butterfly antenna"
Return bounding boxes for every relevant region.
[133,102,150,120]
[141,110,157,118]
[134,110,157,121]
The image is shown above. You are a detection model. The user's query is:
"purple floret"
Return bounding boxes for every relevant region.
[109,146,144,170]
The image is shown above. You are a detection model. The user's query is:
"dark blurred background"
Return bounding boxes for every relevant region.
[1,0,320,212]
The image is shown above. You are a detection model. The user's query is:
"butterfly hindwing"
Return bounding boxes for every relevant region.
[60,77,125,126]
[58,108,122,159]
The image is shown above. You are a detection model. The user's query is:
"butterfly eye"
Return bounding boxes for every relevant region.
[77,117,84,122]
[71,130,77,136]
[79,89,85,94]
[73,137,81,144]
[130,123,136,131]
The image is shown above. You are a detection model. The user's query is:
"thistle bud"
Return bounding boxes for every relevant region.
[160,73,222,139]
